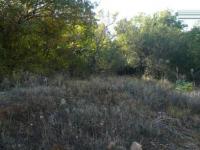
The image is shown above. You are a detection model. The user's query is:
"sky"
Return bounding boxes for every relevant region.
[91,0,200,28]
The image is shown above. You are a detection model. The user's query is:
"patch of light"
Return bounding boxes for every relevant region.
[91,0,200,28]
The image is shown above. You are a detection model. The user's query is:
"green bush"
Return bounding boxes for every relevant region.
[175,80,193,92]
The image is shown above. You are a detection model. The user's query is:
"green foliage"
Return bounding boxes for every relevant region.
[0,3,200,83]
[0,0,96,76]
[175,80,193,92]
[189,27,200,68]
[114,10,186,78]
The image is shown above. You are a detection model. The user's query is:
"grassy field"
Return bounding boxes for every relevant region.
[0,76,199,150]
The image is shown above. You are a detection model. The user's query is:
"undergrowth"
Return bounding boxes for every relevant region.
[0,76,199,150]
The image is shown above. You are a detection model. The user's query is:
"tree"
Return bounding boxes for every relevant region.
[89,11,118,73]
[183,27,200,82]
[114,10,186,79]
[0,0,96,77]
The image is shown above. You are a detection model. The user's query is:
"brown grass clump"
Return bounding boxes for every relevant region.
[0,76,199,150]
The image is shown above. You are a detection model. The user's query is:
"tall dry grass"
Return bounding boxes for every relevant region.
[0,76,199,150]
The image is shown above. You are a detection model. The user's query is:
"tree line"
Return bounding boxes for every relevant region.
[0,0,200,83]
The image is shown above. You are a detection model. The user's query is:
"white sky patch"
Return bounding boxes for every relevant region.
[91,0,200,28]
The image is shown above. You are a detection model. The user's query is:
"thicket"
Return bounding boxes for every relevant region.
[0,0,200,83]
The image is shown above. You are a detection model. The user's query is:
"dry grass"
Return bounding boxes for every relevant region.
[0,76,199,150]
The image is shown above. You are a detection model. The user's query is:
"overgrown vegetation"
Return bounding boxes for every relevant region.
[0,76,199,150]
[0,0,200,149]
[175,80,194,92]
[0,0,200,83]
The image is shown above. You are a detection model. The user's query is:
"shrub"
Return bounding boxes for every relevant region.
[175,80,193,92]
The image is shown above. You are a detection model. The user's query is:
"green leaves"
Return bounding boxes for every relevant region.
[0,0,96,76]
[0,3,199,81]
[114,11,189,78]
[175,80,193,92]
